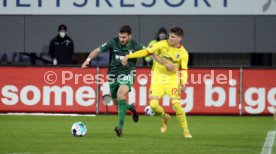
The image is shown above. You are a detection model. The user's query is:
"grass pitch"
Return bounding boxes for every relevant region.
[0,115,275,154]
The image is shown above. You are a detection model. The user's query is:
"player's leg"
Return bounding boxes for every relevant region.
[114,84,130,137]
[165,79,192,138]
[150,96,170,133]
[171,98,192,138]
[149,73,166,115]
[149,96,163,115]
[112,99,118,106]
[109,80,119,110]
[149,76,169,133]
[109,79,125,137]
[109,77,134,112]
[112,99,118,110]
[120,75,139,123]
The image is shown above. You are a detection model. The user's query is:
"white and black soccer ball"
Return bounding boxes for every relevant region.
[71,122,87,137]
[144,105,156,116]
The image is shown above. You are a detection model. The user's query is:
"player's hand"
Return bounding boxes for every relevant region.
[164,63,176,72]
[81,60,90,69]
[121,56,128,65]
[180,85,186,92]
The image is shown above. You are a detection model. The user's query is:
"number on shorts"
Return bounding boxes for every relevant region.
[123,75,131,81]
[172,88,178,95]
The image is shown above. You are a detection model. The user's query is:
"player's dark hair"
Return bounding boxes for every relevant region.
[119,25,132,35]
[169,26,184,37]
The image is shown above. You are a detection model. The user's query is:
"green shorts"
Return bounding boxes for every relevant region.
[108,75,134,99]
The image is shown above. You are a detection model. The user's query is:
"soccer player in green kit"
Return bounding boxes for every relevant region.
[82,25,144,137]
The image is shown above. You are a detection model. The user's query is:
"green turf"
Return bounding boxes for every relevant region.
[0,115,275,154]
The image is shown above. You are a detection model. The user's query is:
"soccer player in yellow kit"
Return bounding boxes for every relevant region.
[122,26,192,138]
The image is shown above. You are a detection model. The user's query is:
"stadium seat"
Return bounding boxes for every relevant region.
[38,51,52,65]
[4,52,17,64]
[12,52,36,65]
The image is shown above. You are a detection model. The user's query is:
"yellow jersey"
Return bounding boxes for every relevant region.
[147,40,189,76]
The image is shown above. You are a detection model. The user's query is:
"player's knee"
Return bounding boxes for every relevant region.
[116,92,126,100]
[150,100,159,109]
[117,85,129,100]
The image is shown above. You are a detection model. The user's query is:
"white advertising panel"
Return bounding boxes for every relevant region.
[0,0,276,15]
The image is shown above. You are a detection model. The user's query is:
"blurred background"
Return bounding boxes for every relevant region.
[1,0,276,67]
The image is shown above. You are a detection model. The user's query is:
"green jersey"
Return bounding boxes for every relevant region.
[99,37,144,77]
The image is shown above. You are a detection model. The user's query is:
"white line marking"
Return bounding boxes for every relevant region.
[261,131,276,154]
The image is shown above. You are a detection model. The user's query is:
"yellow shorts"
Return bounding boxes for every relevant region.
[149,73,180,99]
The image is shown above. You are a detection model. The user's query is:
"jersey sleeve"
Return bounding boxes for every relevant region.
[180,50,189,85]
[181,51,189,70]
[99,40,113,53]
[126,41,147,59]
[146,41,163,54]
[127,49,149,59]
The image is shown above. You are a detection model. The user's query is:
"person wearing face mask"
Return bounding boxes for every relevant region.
[143,27,168,66]
[49,24,74,65]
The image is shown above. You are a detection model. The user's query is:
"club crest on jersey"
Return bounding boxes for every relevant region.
[176,54,180,59]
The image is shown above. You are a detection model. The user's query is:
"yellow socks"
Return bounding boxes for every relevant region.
[172,100,188,131]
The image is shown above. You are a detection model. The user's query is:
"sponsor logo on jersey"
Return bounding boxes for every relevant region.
[115,55,125,60]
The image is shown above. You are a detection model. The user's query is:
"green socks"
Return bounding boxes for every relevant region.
[117,99,127,128]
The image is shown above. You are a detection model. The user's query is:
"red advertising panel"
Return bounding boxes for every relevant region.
[0,67,97,113]
[187,69,240,115]
[242,69,276,115]
[97,67,113,114]
[2,66,275,115]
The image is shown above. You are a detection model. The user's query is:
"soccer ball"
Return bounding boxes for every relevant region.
[144,105,156,116]
[71,122,87,137]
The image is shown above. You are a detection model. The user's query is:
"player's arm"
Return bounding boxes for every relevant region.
[81,48,100,68]
[129,49,151,58]
[180,51,189,91]
[82,40,112,69]
[122,42,161,65]
[151,54,176,72]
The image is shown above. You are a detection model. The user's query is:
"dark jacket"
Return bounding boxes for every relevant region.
[49,35,74,65]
